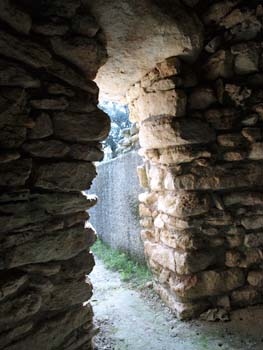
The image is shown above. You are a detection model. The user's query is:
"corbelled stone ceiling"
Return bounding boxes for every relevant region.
[84,0,203,101]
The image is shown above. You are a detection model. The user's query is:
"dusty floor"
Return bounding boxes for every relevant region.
[90,257,263,350]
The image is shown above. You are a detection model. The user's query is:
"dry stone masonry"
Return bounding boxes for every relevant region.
[129,0,263,320]
[0,1,110,349]
[1,0,263,348]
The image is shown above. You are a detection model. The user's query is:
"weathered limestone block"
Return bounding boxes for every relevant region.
[4,306,92,350]
[242,127,261,142]
[0,291,42,331]
[142,145,211,165]
[170,268,245,300]
[156,57,181,78]
[249,143,263,160]
[51,36,107,79]
[28,113,53,139]
[0,126,27,149]
[0,323,33,348]
[0,31,52,68]
[155,283,208,320]
[0,272,28,302]
[2,225,94,269]
[223,192,263,207]
[144,241,175,272]
[0,151,20,164]
[137,165,149,188]
[217,133,245,148]
[0,159,32,187]
[174,250,216,275]
[139,116,215,149]
[32,276,93,312]
[47,83,75,97]
[224,83,251,106]
[53,110,110,142]
[225,249,263,268]
[157,192,210,218]
[244,233,263,248]
[231,287,262,307]
[247,270,263,288]
[0,0,32,34]
[0,59,40,88]
[203,50,234,80]
[164,163,263,191]
[35,161,96,191]
[0,192,95,234]
[30,97,69,111]
[71,14,100,37]
[202,1,240,25]
[188,87,217,110]
[47,60,99,94]
[223,150,246,161]
[205,108,239,130]
[160,229,206,250]
[23,140,70,158]
[241,216,263,230]
[231,43,260,75]
[133,90,186,122]
[32,19,69,36]
[69,143,104,161]
[38,0,81,18]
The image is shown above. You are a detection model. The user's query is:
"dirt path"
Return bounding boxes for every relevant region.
[90,257,263,350]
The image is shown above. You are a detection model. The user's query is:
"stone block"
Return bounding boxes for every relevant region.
[71,14,100,37]
[23,140,70,158]
[247,270,263,288]
[0,291,42,331]
[134,89,186,122]
[174,250,216,275]
[170,268,245,300]
[140,116,215,149]
[189,87,217,110]
[4,306,92,350]
[231,286,262,307]
[249,143,263,160]
[53,110,110,142]
[0,272,28,302]
[28,113,53,139]
[144,242,175,272]
[0,159,32,187]
[157,192,210,218]
[3,225,93,269]
[35,161,96,192]
[51,36,107,79]
[0,0,32,34]
[0,31,52,68]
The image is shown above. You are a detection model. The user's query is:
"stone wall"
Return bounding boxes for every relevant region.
[128,0,263,320]
[89,151,144,262]
[0,1,110,349]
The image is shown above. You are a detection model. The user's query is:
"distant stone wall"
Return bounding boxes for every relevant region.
[90,151,145,262]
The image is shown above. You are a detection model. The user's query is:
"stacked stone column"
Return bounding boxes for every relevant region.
[0,1,110,349]
[128,0,263,320]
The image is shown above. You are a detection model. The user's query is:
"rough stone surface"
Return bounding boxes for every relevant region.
[85,0,203,101]
[0,2,109,348]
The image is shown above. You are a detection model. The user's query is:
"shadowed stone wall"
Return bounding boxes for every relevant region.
[0,1,110,349]
[128,0,263,320]
[89,151,145,262]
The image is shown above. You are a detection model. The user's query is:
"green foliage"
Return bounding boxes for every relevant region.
[92,239,151,285]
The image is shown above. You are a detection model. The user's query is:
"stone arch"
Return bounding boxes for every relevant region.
[0,0,263,349]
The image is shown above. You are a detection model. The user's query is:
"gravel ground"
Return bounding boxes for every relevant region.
[91,257,263,350]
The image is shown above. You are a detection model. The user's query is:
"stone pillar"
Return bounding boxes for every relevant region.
[128,0,263,320]
[0,1,110,349]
